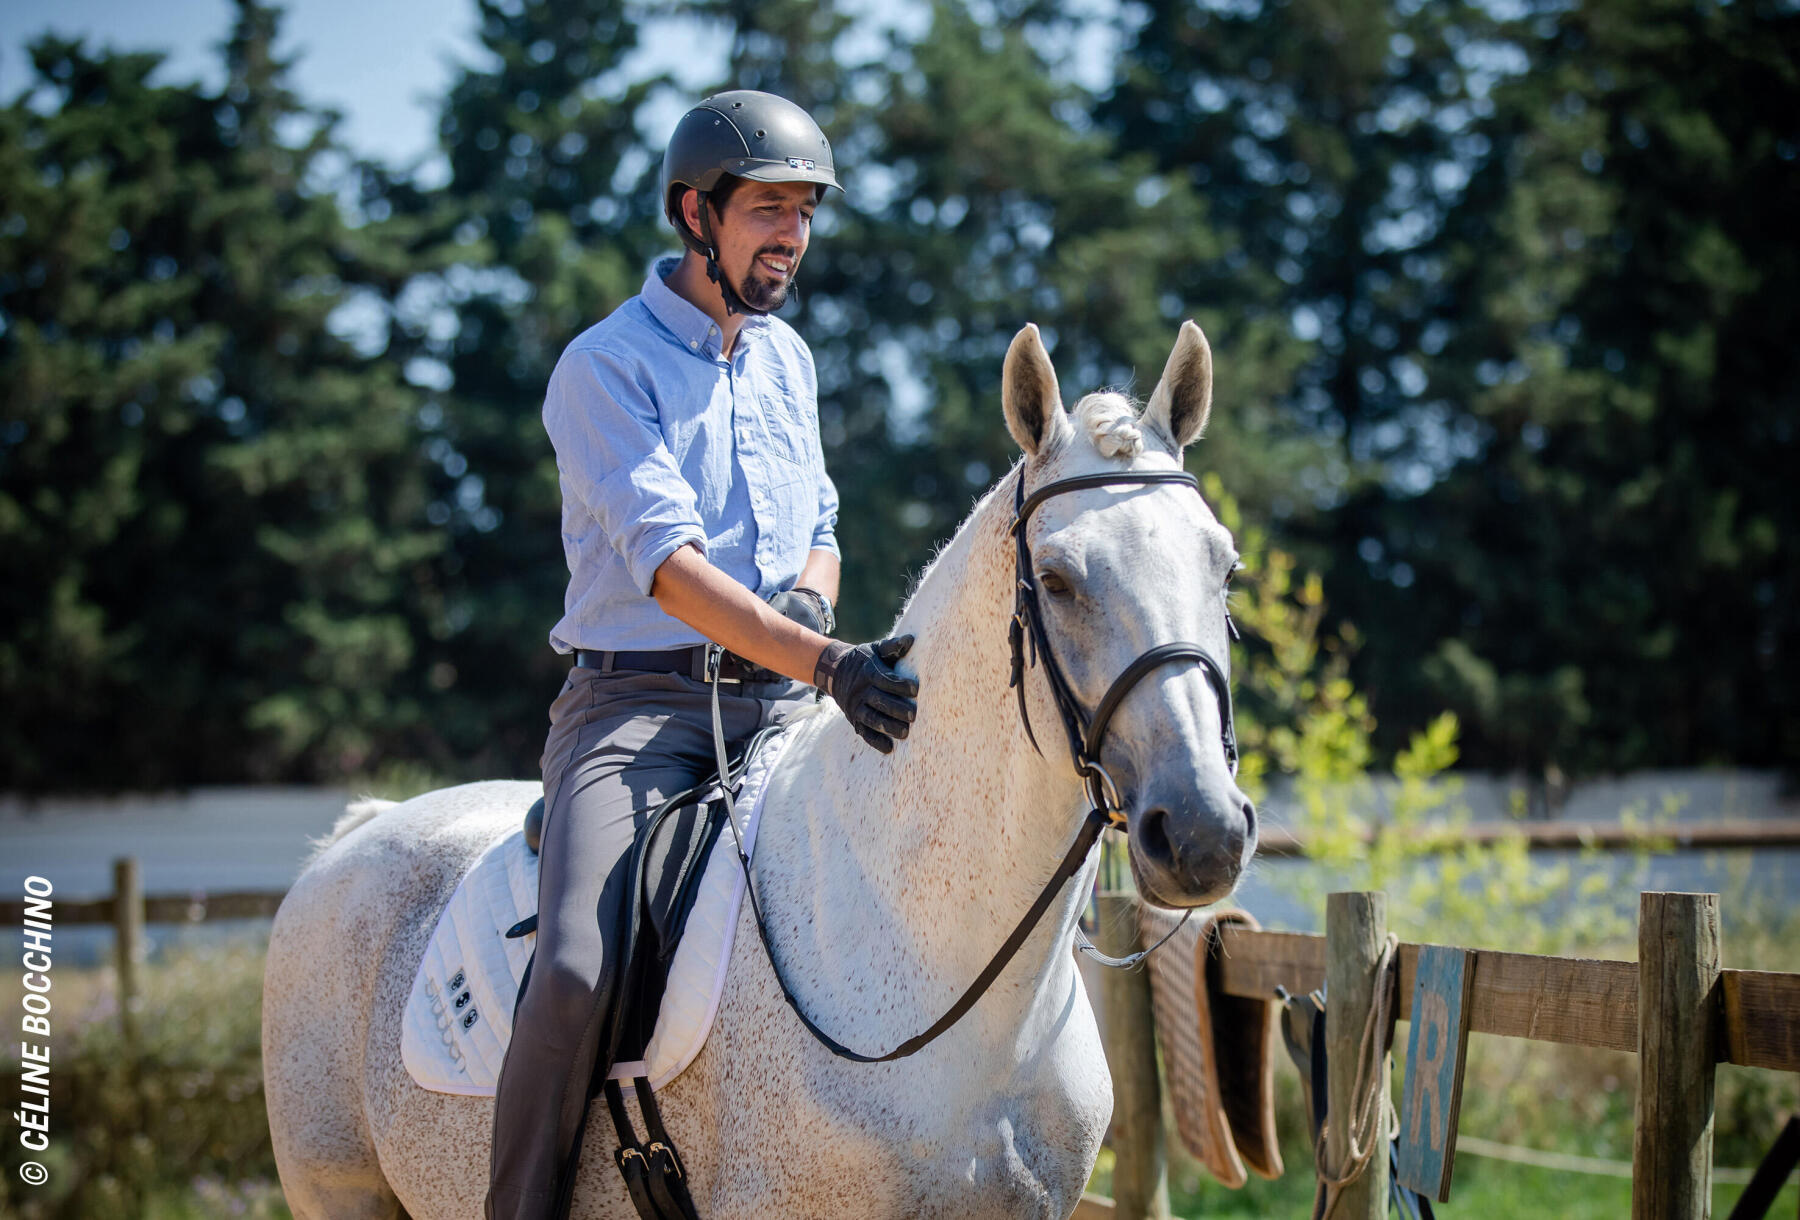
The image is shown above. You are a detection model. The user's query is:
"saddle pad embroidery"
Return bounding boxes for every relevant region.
[400,730,792,1095]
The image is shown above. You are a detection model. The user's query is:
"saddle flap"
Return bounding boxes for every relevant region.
[641,792,729,963]
[612,785,735,1065]
[402,727,792,1100]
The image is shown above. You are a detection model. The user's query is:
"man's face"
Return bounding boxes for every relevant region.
[706,180,817,313]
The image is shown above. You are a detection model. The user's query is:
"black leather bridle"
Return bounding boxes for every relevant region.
[737,462,1242,1062]
[1009,467,1241,821]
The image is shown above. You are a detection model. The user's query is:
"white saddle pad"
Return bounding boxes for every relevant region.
[400,731,791,1095]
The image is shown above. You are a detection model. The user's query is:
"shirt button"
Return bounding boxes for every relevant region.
[689,339,699,349]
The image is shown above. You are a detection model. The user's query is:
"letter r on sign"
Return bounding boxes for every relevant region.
[1409,990,1451,1149]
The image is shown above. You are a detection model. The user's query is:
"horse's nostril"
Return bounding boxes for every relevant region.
[1241,799,1257,837]
[1136,807,1173,866]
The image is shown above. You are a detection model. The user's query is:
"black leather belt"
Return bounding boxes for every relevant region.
[573,646,777,684]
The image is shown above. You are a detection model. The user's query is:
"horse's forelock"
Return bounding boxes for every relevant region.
[1075,391,1145,460]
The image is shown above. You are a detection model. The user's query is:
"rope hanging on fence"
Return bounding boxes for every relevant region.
[1314,932,1400,1220]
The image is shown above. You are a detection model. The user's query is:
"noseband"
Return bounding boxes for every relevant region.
[1008,468,1241,823]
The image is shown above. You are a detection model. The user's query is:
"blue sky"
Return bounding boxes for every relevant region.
[2,0,1116,176]
[0,0,742,173]
[2,0,480,167]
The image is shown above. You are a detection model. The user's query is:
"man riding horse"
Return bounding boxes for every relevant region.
[485,91,920,1220]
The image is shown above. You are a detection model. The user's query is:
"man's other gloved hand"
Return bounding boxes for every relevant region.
[769,587,832,636]
[814,636,919,754]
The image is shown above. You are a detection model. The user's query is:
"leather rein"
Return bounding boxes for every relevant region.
[718,463,1241,1062]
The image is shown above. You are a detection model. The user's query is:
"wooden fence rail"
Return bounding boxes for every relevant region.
[1210,924,1800,1073]
[1104,889,1800,1220]
[1253,816,1800,857]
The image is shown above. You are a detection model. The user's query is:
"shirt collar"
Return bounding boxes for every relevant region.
[642,255,772,361]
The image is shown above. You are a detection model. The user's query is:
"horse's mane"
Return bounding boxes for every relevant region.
[1074,391,1146,459]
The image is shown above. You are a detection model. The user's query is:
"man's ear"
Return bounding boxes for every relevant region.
[680,187,707,243]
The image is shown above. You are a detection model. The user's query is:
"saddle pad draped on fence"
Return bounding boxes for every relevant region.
[400,731,792,1095]
[1139,904,1284,1188]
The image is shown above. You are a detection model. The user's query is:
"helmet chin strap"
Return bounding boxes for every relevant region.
[693,190,760,319]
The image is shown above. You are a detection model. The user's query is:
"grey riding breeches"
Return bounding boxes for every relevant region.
[485,664,811,1220]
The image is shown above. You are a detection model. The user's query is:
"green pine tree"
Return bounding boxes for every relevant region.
[0,1,441,788]
[416,0,662,773]
[1356,0,1800,772]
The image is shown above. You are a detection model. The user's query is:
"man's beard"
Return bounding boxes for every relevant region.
[736,245,799,313]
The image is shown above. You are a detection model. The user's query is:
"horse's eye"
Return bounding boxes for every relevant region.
[1225,560,1244,587]
[1039,570,1073,598]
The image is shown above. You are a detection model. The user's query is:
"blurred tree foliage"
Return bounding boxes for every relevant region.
[1,0,1795,790]
[1103,0,1798,774]
[1333,0,1800,773]
[388,0,667,775]
[0,0,445,788]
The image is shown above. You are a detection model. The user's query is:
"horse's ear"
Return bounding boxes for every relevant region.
[1144,320,1214,450]
[1003,324,1069,456]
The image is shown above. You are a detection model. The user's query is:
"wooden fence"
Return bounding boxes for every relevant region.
[8,858,1799,1217]
[2,858,287,1041]
[1090,887,1800,1220]
[1254,817,1800,856]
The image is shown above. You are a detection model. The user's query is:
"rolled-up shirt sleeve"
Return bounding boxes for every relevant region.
[544,347,707,595]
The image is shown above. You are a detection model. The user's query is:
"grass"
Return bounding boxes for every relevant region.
[0,928,291,1220]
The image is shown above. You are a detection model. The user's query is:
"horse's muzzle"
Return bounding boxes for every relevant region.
[1127,780,1256,909]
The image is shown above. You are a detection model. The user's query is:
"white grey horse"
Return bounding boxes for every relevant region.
[262,321,1256,1220]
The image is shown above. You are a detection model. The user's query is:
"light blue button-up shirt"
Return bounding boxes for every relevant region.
[544,257,839,654]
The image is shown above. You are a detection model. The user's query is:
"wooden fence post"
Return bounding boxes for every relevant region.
[1095,893,1170,1220]
[1325,891,1391,1219]
[1633,891,1720,1220]
[113,855,144,1045]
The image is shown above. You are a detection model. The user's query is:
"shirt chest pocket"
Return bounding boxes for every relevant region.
[755,369,816,471]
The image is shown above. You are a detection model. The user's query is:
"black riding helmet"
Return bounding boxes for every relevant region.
[660,90,841,315]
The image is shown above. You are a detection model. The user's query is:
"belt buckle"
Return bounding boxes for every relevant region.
[702,644,742,685]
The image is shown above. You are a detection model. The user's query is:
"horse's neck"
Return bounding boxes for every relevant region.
[754,471,1092,1055]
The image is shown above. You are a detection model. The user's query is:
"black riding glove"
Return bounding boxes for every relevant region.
[814,635,919,754]
[768,587,833,636]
